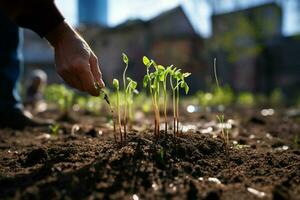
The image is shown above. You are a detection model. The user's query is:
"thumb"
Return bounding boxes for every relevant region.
[90,53,105,88]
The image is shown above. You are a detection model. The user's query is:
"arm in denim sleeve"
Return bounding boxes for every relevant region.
[0,0,64,37]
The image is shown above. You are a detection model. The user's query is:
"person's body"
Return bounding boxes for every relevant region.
[0,0,105,129]
[24,69,47,109]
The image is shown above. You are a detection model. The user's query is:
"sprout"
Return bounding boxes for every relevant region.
[143,56,190,137]
[113,78,122,144]
[170,68,190,136]
[122,53,129,139]
[143,56,161,137]
[160,65,173,135]
[49,124,60,135]
[126,77,138,127]
[45,84,74,112]
[214,58,230,163]
[112,53,138,145]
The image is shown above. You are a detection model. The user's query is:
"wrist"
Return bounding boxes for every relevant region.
[45,21,76,48]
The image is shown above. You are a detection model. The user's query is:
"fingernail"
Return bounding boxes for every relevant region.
[100,79,105,87]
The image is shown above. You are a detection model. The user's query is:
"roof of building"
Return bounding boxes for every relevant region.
[212,2,281,19]
[79,6,197,35]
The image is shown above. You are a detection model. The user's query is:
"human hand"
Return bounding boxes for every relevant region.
[46,21,105,96]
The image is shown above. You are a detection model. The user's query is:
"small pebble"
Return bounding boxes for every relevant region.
[247,187,266,198]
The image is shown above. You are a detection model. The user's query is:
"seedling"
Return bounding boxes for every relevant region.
[126,77,138,129]
[94,81,111,109]
[160,65,173,134]
[213,58,230,162]
[49,124,60,135]
[170,68,190,136]
[122,53,138,141]
[143,56,162,137]
[143,56,190,137]
[94,82,117,141]
[122,53,129,138]
[113,78,122,144]
[111,53,138,144]
[45,84,74,112]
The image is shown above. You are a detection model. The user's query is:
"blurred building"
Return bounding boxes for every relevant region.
[257,35,300,96]
[210,2,282,92]
[22,6,206,91]
[78,0,108,26]
[22,2,300,97]
[80,6,206,91]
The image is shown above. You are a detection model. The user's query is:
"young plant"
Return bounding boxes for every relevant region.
[213,58,230,162]
[143,56,190,137]
[143,56,162,137]
[126,77,138,129]
[113,78,122,144]
[111,53,138,144]
[170,68,190,136]
[49,124,60,135]
[160,65,173,135]
[45,84,74,112]
[122,53,129,139]
[152,63,165,136]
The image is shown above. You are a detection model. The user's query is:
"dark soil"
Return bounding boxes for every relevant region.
[0,109,300,200]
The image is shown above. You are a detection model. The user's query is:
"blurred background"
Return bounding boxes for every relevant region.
[22,0,300,99]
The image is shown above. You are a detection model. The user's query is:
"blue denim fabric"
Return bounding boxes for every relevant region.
[0,12,23,112]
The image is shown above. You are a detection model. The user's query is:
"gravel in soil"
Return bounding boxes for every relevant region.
[0,110,300,200]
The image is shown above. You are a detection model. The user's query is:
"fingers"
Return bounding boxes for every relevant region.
[73,59,100,96]
[57,60,99,96]
[57,67,84,91]
[90,53,105,88]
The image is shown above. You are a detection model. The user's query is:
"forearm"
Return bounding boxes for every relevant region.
[0,0,64,37]
[45,21,83,48]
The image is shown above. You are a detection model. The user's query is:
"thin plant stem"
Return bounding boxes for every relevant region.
[173,90,176,136]
[170,75,176,136]
[214,58,230,164]
[123,62,128,141]
[163,81,167,135]
[154,89,160,137]
[112,108,116,143]
[214,58,220,89]
[116,90,122,145]
[128,93,133,130]
[176,82,180,135]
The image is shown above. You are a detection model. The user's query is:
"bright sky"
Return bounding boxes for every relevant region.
[55,0,300,37]
[107,0,211,36]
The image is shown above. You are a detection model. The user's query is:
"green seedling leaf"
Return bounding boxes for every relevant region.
[143,76,149,87]
[183,72,191,78]
[143,56,151,67]
[181,82,189,94]
[159,72,165,82]
[127,77,138,90]
[131,81,137,89]
[122,53,129,64]
[175,69,181,75]
[49,124,60,135]
[113,79,119,90]
[166,65,173,73]
[151,83,157,89]
[157,65,165,71]
[174,69,182,80]
[180,81,185,88]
